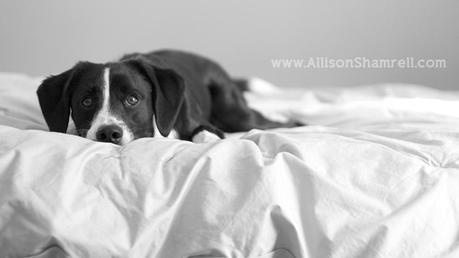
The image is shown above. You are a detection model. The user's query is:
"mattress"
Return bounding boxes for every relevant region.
[1,72,459,258]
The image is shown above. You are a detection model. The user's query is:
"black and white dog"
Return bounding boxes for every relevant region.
[37,50,301,145]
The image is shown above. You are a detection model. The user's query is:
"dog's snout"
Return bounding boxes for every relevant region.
[96,125,123,144]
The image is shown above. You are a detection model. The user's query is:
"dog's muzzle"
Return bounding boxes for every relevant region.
[96,124,123,144]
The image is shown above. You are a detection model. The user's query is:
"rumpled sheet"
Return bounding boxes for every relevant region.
[1,73,459,258]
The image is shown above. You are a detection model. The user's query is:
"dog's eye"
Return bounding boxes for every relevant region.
[81,97,93,108]
[125,95,139,106]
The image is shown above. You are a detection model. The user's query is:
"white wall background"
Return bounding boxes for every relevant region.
[0,0,457,89]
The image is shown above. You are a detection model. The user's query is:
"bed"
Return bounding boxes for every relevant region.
[1,72,459,258]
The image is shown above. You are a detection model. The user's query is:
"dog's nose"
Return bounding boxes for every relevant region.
[96,125,123,144]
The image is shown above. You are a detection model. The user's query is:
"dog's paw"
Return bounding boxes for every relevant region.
[192,130,221,143]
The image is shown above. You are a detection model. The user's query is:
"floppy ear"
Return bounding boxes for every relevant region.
[131,59,185,136]
[36,66,78,132]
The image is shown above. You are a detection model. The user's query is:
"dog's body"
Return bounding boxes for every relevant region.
[37,50,301,145]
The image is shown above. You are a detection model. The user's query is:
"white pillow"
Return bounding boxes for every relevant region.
[0,72,48,130]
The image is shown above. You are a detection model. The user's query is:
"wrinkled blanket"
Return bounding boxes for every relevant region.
[1,73,459,258]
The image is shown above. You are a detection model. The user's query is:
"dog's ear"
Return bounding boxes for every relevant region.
[37,65,80,133]
[129,58,185,137]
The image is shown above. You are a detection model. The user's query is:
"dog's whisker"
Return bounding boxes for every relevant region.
[76,128,89,137]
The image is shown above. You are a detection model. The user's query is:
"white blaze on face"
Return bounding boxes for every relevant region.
[86,68,134,145]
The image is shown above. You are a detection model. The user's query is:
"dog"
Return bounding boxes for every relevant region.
[37,49,302,145]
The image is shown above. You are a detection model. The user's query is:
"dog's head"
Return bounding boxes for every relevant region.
[37,58,185,145]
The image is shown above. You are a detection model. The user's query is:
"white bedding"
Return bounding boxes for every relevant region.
[1,72,459,258]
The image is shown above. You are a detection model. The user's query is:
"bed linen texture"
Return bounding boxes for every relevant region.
[1,73,459,258]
